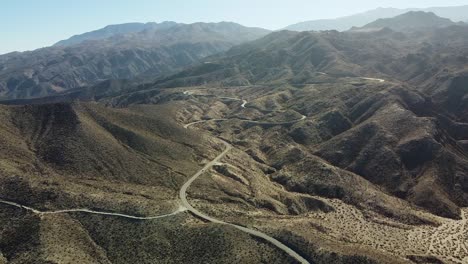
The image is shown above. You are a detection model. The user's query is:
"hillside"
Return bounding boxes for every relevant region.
[0,22,269,100]
[112,23,468,220]
[44,67,467,263]
[150,24,468,89]
[0,102,294,264]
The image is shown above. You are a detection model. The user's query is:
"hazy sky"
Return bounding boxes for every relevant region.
[1,0,467,54]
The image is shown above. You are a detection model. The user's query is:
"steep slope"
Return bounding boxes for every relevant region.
[0,102,214,209]
[0,101,296,263]
[151,24,468,90]
[313,86,468,219]
[0,22,270,100]
[150,30,359,88]
[0,99,337,263]
[148,29,400,88]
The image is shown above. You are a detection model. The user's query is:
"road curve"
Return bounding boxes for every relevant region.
[361,77,385,83]
[243,115,306,126]
[183,119,228,129]
[181,114,310,263]
[241,100,247,108]
[181,90,309,263]
[184,91,247,108]
[219,97,247,108]
[184,115,306,129]
[179,137,309,264]
[0,199,185,220]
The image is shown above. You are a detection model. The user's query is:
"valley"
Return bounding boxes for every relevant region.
[0,71,467,263]
[173,79,468,263]
[1,5,468,264]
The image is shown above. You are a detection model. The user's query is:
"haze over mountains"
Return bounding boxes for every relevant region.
[351,11,459,32]
[285,5,468,31]
[1,5,468,264]
[1,5,467,101]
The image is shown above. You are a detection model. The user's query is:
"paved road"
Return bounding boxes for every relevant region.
[291,74,386,85]
[183,91,247,108]
[219,97,248,108]
[0,199,185,220]
[243,115,306,126]
[183,119,228,129]
[181,93,310,263]
[184,115,306,129]
[361,77,385,83]
[241,100,247,108]
[313,71,385,83]
[179,136,309,264]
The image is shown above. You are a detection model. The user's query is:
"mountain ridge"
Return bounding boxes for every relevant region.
[54,21,179,46]
[54,21,269,47]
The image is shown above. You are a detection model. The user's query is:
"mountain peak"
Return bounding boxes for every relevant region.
[352,11,455,32]
[54,21,180,46]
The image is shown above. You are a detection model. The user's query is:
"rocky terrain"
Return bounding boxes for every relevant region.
[1,10,468,264]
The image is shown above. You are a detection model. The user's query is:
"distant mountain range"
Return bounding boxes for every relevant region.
[351,11,457,32]
[1,6,467,100]
[284,5,468,31]
[0,22,269,99]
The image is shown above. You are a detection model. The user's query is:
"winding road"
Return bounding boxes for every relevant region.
[241,99,247,108]
[248,115,306,125]
[183,91,247,108]
[180,93,310,264]
[360,77,385,83]
[0,89,310,262]
[314,71,385,83]
[0,77,397,263]
[183,118,228,129]
[183,115,306,129]
[0,199,185,220]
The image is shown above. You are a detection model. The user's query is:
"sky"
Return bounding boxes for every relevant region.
[1,0,468,54]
